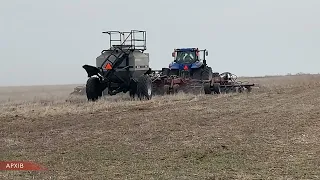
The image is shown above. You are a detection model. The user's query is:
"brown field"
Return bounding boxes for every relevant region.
[1,74,320,179]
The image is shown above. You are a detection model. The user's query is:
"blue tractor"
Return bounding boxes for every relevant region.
[162,48,213,80]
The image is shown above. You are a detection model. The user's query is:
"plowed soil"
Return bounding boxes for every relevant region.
[1,74,320,179]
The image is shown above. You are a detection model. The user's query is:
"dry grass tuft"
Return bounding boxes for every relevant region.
[1,74,320,179]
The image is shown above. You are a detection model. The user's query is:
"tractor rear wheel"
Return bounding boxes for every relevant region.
[86,77,102,101]
[204,83,212,94]
[192,67,213,80]
[201,67,213,80]
[137,75,153,100]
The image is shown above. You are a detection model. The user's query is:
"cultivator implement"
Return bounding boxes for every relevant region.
[149,70,255,96]
[203,72,255,94]
[150,71,204,95]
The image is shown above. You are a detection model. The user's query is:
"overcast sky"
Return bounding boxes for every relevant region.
[0,0,319,86]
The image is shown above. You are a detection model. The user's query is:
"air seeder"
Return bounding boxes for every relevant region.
[82,30,153,101]
[152,48,213,94]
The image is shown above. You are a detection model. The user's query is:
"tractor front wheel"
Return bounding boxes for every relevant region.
[86,77,102,101]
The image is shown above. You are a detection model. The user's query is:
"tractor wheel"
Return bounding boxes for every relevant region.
[172,84,180,94]
[86,77,102,101]
[204,83,212,94]
[201,67,213,80]
[163,85,170,95]
[212,83,221,94]
[137,75,153,100]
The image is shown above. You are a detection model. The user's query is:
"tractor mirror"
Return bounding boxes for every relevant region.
[172,52,175,57]
[205,51,209,56]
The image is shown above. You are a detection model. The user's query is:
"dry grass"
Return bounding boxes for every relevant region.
[1,74,320,179]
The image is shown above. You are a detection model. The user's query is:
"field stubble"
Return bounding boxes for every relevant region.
[1,74,320,179]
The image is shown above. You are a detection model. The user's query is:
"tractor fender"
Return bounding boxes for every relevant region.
[82,64,100,77]
[169,62,180,70]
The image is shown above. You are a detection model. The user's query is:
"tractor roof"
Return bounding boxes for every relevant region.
[175,48,198,52]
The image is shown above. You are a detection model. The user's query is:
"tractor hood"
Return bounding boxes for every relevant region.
[169,61,203,70]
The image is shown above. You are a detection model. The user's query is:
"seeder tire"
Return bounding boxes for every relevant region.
[137,75,153,100]
[86,77,102,101]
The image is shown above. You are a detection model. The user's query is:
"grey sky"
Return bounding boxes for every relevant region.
[1,0,319,86]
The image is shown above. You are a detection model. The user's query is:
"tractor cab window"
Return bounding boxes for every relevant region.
[175,51,197,64]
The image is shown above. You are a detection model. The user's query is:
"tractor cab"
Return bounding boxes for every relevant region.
[167,48,209,78]
[173,48,198,64]
[169,48,208,70]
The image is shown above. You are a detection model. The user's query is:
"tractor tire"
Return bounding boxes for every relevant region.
[163,85,170,95]
[192,68,201,80]
[212,83,221,94]
[86,77,102,101]
[204,83,212,94]
[201,67,213,80]
[137,75,153,100]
